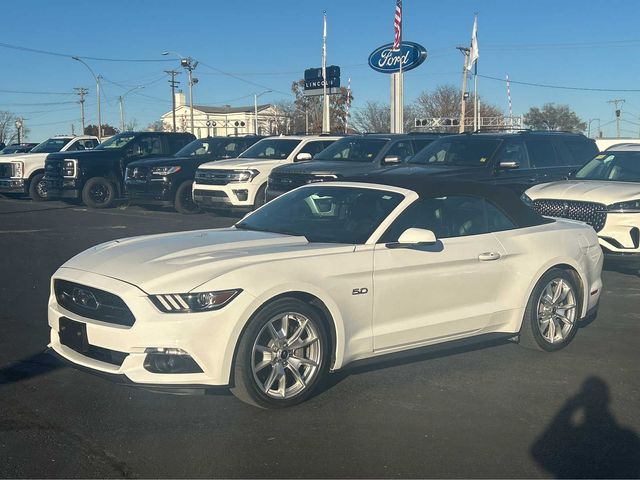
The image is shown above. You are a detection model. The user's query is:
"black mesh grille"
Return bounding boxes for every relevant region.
[532,199,607,232]
[268,172,316,192]
[195,170,231,186]
[54,280,136,327]
[44,159,63,179]
[127,166,150,180]
[0,164,12,177]
[193,189,228,198]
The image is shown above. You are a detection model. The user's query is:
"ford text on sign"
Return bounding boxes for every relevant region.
[368,42,427,74]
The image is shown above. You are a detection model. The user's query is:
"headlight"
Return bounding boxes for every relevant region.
[607,199,640,213]
[227,169,259,183]
[520,193,534,207]
[307,174,338,184]
[11,161,23,178]
[63,159,77,178]
[151,166,182,176]
[149,289,242,313]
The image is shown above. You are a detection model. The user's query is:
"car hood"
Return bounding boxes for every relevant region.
[198,157,285,171]
[526,180,640,205]
[275,160,375,176]
[0,152,48,164]
[128,155,235,168]
[381,164,488,177]
[60,228,345,294]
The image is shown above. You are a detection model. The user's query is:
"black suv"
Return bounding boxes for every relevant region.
[379,131,598,193]
[45,131,195,208]
[125,136,264,214]
[266,133,443,200]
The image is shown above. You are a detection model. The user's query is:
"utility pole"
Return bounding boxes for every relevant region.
[456,47,470,133]
[183,59,198,135]
[607,99,625,138]
[74,87,88,134]
[321,11,330,134]
[165,70,180,132]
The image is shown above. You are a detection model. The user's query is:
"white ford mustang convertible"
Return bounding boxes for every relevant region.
[48,174,603,408]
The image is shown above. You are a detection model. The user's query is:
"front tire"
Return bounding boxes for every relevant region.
[174,180,200,215]
[231,298,330,408]
[28,173,48,201]
[519,268,580,351]
[253,184,266,210]
[82,177,116,208]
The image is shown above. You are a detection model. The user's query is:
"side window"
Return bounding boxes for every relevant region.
[66,142,81,151]
[525,139,559,168]
[167,135,191,153]
[385,140,413,162]
[380,195,514,243]
[495,141,530,168]
[299,141,330,156]
[412,139,435,154]
[132,136,163,157]
[563,139,597,166]
[223,141,241,155]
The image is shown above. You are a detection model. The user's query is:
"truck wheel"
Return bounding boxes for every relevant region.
[174,181,200,215]
[82,177,116,208]
[28,173,48,201]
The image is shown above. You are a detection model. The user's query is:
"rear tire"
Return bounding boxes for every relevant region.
[28,173,48,201]
[82,177,117,209]
[519,268,580,352]
[174,181,200,215]
[230,298,330,408]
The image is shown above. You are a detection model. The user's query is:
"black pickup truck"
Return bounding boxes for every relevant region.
[44,131,195,208]
[125,135,263,214]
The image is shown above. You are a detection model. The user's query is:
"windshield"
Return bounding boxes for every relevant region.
[175,138,242,158]
[1,146,31,154]
[95,133,136,149]
[30,138,72,154]
[575,152,640,182]
[313,138,388,162]
[236,186,404,244]
[408,137,501,167]
[238,139,300,160]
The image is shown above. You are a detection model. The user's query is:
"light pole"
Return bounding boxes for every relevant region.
[587,118,600,138]
[162,51,198,135]
[15,118,23,144]
[119,86,145,132]
[254,90,272,135]
[72,57,102,141]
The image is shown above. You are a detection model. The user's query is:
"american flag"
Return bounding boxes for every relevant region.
[393,0,402,51]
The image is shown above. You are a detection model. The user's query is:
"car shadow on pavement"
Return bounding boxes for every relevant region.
[0,350,63,386]
[531,376,640,479]
[0,204,78,215]
[321,334,513,392]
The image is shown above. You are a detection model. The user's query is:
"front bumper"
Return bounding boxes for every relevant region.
[192,181,258,210]
[125,180,174,205]
[48,268,255,387]
[45,178,80,199]
[0,178,26,193]
[597,212,640,254]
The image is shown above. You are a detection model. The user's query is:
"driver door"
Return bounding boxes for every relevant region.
[372,196,512,351]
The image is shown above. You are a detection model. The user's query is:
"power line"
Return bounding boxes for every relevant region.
[0,88,75,95]
[478,74,640,92]
[0,41,174,63]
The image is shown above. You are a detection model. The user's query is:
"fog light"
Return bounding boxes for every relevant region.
[143,348,203,374]
[232,189,248,201]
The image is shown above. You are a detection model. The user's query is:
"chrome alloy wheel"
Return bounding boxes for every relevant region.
[251,312,322,399]
[36,179,48,198]
[536,278,577,344]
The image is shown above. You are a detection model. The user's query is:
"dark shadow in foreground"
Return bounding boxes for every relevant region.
[0,350,63,386]
[531,376,639,478]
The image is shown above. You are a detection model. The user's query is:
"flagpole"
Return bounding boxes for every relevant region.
[322,11,330,134]
[345,77,351,134]
[474,61,478,131]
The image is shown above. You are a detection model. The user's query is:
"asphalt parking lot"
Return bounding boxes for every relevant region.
[0,196,638,478]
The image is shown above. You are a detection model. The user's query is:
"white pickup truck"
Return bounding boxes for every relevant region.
[0,135,99,201]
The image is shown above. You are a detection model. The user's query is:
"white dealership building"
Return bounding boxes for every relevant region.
[161,92,286,138]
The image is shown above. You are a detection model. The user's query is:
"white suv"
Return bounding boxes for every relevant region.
[193,135,338,212]
[0,135,99,201]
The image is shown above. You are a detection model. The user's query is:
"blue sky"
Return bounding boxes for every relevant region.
[2,0,640,141]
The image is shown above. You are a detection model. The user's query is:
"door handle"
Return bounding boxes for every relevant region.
[478,252,501,261]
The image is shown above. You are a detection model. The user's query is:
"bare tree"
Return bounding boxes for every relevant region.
[147,120,167,132]
[290,80,352,134]
[524,103,587,132]
[124,119,139,131]
[0,111,18,144]
[351,101,389,133]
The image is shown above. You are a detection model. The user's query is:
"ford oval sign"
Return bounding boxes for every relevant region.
[368,41,427,74]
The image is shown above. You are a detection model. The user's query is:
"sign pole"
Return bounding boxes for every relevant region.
[322,11,330,134]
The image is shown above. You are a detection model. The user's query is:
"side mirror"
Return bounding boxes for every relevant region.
[384,155,401,165]
[295,152,312,161]
[499,161,520,169]
[387,228,437,249]
[566,170,576,179]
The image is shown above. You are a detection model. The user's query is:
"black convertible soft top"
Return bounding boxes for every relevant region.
[345,172,552,229]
